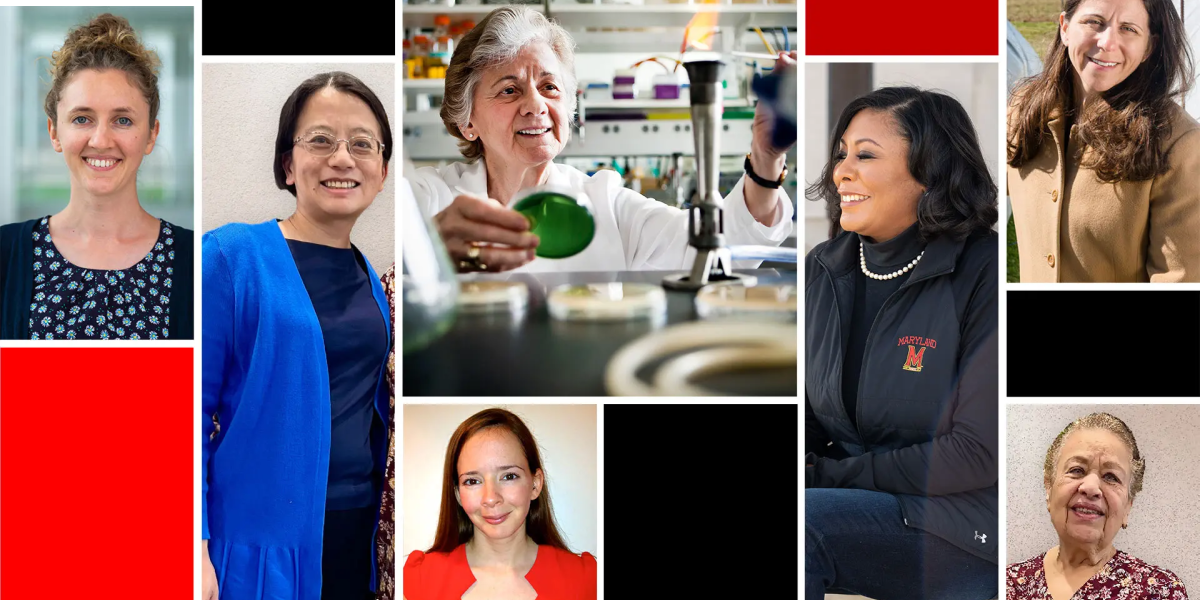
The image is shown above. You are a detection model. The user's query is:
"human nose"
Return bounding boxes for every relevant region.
[832,155,854,183]
[520,89,548,116]
[482,480,502,507]
[89,122,113,149]
[1096,28,1117,53]
[327,140,356,168]
[1078,472,1103,497]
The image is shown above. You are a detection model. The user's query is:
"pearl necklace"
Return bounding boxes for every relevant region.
[860,242,924,281]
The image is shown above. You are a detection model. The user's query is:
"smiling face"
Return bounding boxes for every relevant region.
[284,87,388,220]
[832,109,924,242]
[1060,0,1154,102]
[1046,428,1134,552]
[463,42,570,169]
[49,69,158,199]
[456,427,543,542]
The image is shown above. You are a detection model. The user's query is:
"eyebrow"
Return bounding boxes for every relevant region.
[1079,13,1144,29]
[840,137,883,149]
[68,106,137,114]
[493,73,555,87]
[305,125,377,137]
[460,465,527,477]
[1064,456,1128,473]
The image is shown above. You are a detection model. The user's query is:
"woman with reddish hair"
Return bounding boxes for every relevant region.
[404,408,596,600]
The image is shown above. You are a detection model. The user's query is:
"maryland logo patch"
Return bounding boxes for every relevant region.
[898,335,937,372]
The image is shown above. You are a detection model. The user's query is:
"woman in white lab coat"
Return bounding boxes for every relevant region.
[407,5,796,273]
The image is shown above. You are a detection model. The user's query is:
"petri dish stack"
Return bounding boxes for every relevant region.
[695,283,797,321]
[548,282,666,321]
[457,280,530,315]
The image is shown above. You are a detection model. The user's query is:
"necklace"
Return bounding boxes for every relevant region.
[860,242,924,281]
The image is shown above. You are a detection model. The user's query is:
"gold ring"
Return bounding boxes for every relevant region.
[467,245,481,259]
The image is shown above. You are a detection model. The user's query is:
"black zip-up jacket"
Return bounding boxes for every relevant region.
[805,228,998,563]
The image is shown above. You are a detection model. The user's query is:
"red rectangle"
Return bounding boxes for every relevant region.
[807,0,999,55]
[1,348,193,598]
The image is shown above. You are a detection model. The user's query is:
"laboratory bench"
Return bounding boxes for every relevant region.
[403,268,797,396]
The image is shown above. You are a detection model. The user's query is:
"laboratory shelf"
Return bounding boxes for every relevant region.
[548,4,795,29]
[401,3,794,30]
[580,97,752,109]
[402,78,448,91]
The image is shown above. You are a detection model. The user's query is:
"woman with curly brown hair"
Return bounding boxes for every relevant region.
[0,13,193,338]
[1008,0,1199,283]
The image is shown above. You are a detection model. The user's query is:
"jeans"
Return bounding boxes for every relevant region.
[806,488,996,600]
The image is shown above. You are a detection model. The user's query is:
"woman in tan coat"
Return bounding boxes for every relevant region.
[1008,0,1199,282]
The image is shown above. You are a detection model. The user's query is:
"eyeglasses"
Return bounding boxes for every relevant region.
[293,131,386,160]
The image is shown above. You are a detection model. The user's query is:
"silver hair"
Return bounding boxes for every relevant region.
[440,5,578,160]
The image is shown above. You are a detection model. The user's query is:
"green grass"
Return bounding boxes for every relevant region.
[1008,0,1060,23]
[1007,212,1021,283]
[1010,0,1061,63]
[1015,21,1059,63]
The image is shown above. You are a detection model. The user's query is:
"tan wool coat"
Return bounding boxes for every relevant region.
[1008,102,1200,282]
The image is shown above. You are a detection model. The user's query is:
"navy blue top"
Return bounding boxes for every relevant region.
[287,238,388,510]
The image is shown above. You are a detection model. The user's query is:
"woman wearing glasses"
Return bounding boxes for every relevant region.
[201,71,393,600]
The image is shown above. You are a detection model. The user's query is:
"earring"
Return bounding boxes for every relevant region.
[467,133,474,139]
[1122,523,1128,530]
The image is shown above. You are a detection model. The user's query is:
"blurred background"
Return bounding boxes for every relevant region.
[803,63,1000,253]
[0,6,194,228]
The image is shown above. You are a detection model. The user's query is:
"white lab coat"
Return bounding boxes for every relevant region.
[407,160,795,272]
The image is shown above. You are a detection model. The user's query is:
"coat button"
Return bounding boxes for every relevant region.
[1047,254,1056,267]
[1051,189,1059,202]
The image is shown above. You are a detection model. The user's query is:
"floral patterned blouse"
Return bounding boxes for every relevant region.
[29,216,176,340]
[375,265,396,600]
[1007,550,1188,600]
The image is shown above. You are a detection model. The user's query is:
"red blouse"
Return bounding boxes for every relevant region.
[1007,550,1188,600]
[404,544,597,600]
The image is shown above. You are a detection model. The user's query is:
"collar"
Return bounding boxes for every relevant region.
[860,222,924,269]
[456,160,568,206]
[813,229,963,286]
[447,543,553,596]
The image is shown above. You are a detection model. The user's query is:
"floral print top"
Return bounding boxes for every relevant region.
[29,216,176,340]
[375,265,396,600]
[1008,550,1188,600]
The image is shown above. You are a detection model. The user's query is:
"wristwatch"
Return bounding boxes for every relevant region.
[744,153,787,189]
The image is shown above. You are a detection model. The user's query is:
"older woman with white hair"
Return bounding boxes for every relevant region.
[407,5,796,273]
[1007,413,1189,600]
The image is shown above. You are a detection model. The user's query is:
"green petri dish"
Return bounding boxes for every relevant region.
[512,186,596,259]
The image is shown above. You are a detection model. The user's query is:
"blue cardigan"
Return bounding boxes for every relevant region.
[202,221,391,600]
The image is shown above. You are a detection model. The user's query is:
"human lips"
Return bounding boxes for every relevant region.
[1070,501,1106,520]
[516,126,552,137]
[482,512,511,525]
[321,177,360,191]
[839,190,871,205]
[1088,56,1120,68]
[83,156,122,171]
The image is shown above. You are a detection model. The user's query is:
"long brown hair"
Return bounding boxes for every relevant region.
[427,408,572,553]
[1007,0,1194,182]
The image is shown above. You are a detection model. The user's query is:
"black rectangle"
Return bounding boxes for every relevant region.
[202,3,395,56]
[1007,291,1200,396]
[603,404,798,594]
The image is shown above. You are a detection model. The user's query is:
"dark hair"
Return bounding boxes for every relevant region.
[806,86,998,241]
[45,13,161,123]
[273,71,394,196]
[428,408,572,554]
[1008,0,1194,182]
